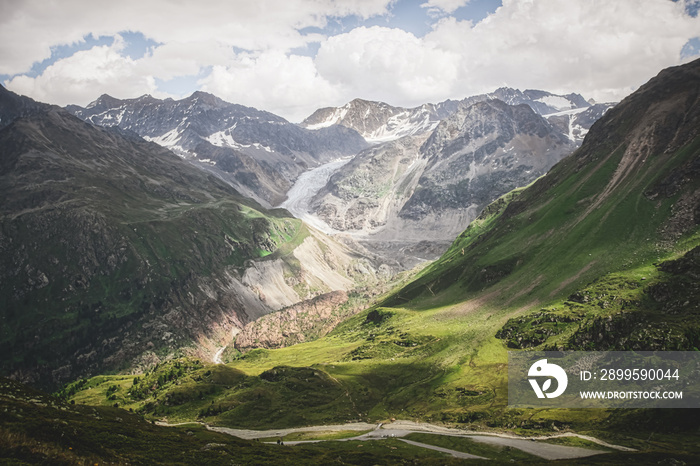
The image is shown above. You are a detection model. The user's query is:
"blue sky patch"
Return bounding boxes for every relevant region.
[681,37,700,59]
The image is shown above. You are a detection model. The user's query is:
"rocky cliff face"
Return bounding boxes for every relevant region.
[233,251,404,352]
[544,103,616,144]
[234,290,353,352]
[401,100,573,222]
[311,99,576,245]
[312,134,429,233]
[302,98,460,143]
[0,87,384,388]
[67,92,368,206]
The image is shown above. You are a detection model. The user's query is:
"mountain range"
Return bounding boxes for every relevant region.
[300,90,614,264]
[301,88,611,145]
[0,81,621,386]
[18,58,695,465]
[302,97,461,142]
[67,92,368,207]
[65,87,614,269]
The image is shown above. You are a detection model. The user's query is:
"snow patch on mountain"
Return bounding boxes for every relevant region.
[302,100,452,143]
[536,95,577,111]
[207,129,238,148]
[143,128,187,154]
[542,107,589,118]
[364,111,438,143]
[304,106,350,130]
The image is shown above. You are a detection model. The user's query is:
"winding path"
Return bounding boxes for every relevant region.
[198,419,635,461]
[398,438,487,460]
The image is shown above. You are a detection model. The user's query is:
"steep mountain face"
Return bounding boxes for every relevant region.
[301,98,460,143]
[233,290,353,352]
[401,100,574,222]
[0,88,49,130]
[0,87,381,388]
[312,134,429,233]
[481,89,615,145]
[544,103,615,143]
[67,92,368,206]
[311,99,575,245]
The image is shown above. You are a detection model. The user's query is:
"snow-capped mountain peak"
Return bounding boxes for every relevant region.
[301,98,455,143]
[302,88,613,146]
[66,92,368,206]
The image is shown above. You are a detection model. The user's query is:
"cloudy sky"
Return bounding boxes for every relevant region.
[1,0,699,122]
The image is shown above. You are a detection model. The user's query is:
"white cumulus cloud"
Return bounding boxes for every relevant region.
[0,0,394,75]
[315,26,460,107]
[200,51,342,122]
[4,36,167,105]
[2,0,699,120]
[423,0,700,102]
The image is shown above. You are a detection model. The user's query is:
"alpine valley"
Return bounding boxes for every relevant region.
[1,58,700,465]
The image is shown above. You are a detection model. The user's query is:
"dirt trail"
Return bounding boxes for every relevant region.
[196,419,634,460]
[207,422,377,440]
[398,438,487,459]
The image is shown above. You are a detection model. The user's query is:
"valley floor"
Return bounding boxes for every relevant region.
[199,419,629,461]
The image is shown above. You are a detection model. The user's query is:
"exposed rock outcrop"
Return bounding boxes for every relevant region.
[234,290,353,352]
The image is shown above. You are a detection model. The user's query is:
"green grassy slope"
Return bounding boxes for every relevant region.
[1,377,467,465]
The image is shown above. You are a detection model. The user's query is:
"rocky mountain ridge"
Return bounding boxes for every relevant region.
[233,290,353,352]
[67,92,368,206]
[302,98,461,143]
[301,88,613,146]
